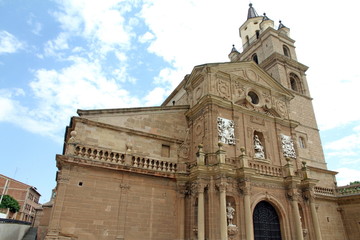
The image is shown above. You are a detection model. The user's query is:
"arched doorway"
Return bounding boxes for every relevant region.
[253,201,282,240]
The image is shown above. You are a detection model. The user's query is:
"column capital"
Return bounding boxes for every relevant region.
[287,188,301,201]
[302,188,316,202]
[216,182,228,193]
[191,181,207,195]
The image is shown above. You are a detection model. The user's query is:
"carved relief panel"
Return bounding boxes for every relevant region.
[217,117,235,145]
[280,134,296,159]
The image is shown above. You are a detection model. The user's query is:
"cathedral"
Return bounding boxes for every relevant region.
[38,4,360,240]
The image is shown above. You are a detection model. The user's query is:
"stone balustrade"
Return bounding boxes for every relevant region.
[133,156,177,173]
[314,186,335,196]
[248,161,282,177]
[337,184,360,195]
[75,145,126,164]
[73,144,177,173]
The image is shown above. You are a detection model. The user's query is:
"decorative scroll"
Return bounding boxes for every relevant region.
[281,134,296,159]
[217,117,235,145]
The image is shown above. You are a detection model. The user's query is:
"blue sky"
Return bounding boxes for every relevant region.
[1,0,359,203]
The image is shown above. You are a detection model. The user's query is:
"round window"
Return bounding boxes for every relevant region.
[248,91,259,105]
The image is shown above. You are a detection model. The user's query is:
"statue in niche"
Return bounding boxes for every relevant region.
[254,135,265,159]
[226,202,236,226]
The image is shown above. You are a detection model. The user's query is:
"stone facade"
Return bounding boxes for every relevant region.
[39,4,360,240]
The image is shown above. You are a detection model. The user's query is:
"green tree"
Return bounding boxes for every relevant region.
[0,195,20,213]
[350,181,360,185]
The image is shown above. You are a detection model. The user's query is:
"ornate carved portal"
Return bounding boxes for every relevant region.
[253,201,282,240]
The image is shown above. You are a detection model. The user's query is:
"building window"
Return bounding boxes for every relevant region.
[161,144,170,158]
[248,91,259,105]
[298,136,306,148]
[289,73,303,93]
[283,45,290,57]
[256,30,260,39]
[252,53,259,64]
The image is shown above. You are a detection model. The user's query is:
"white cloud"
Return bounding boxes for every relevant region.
[0,57,142,141]
[335,167,360,186]
[143,87,168,106]
[0,31,23,54]
[53,0,135,56]
[138,32,154,43]
[27,13,43,35]
[44,32,69,57]
[325,127,360,152]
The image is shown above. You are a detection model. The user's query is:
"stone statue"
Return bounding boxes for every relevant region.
[226,202,235,226]
[254,134,265,159]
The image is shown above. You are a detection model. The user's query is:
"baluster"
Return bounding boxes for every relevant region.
[151,160,155,170]
[81,147,86,157]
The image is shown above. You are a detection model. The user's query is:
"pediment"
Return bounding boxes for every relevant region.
[213,61,294,99]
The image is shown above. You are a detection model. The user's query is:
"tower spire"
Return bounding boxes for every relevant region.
[247,3,259,19]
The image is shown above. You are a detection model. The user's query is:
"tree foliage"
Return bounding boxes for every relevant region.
[350,181,360,185]
[0,195,20,213]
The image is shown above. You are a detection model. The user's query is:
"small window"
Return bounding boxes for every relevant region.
[248,91,259,105]
[283,45,290,57]
[161,144,170,157]
[246,35,250,43]
[252,53,259,64]
[289,73,303,93]
[256,30,260,39]
[299,137,306,148]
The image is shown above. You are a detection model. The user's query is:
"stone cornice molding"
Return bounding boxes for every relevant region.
[77,105,190,116]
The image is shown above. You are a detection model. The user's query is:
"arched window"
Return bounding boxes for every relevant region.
[289,73,303,93]
[283,45,290,57]
[253,201,282,239]
[252,53,259,64]
[246,35,250,43]
[298,136,306,148]
[256,30,260,39]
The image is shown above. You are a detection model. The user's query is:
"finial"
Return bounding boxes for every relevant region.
[264,13,266,16]
[249,3,252,7]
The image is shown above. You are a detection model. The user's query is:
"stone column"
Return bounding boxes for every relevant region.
[197,183,205,240]
[45,168,70,239]
[243,187,254,240]
[218,182,228,240]
[288,190,304,240]
[176,184,187,240]
[306,191,322,240]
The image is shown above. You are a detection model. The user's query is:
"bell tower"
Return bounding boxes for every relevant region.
[230,4,326,169]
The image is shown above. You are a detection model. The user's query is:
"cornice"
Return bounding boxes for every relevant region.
[260,52,309,73]
[77,105,189,116]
